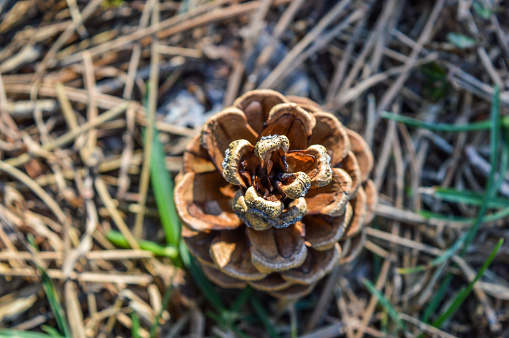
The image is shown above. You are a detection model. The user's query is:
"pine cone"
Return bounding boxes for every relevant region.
[175,90,377,298]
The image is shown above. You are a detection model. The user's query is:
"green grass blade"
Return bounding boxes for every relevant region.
[149,127,181,248]
[419,210,472,223]
[381,111,508,132]
[106,230,178,258]
[41,325,62,338]
[431,187,509,208]
[207,311,249,338]
[396,234,466,275]
[421,273,453,324]
[432,238,504,328]
[24,239,69,337]
[473,1,492,18]
[461,85,500,255]
[146,116,231,320]
[420,207,509,224]
[179,241,227,313]
[212,287,255,334]
[228,324,250,338]
[485,206,509,222]
[150,284,173,338]
[494,125,509,193]
[362,279,405,330]
[39,269,71,338]
[231,286,253,313]
[130,312,142,338]
[447,32,476,48]
[422,86,502,324]
[0,330,55,338]
[251,297,281,338]
[289,305,297,338]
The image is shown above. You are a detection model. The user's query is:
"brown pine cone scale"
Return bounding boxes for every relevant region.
[175,90,377,298]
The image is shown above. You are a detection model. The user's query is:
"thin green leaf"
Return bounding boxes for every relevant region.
[251,297,281,338]
[396,234,466,275]
[419,210,472,223]
[106,230,178,258]
[228,326,250,338]
[473,1,492,19]
[207,310,249,338]
[484,207,509,223]
[363,279,405,330]
[179,241,226,313]
[461,85,501,255]
[431,187,509,208]
[150,284,173,338]
[420,207,509,224]
[0,330,56,338]
[231,286,253,313]
[40,326,62,338]
[208,286,252,335]
[494,125,509,194]
[422,86,502,323]
[381,309,389,335]
[101,0,125,9]
[146,112,232,322]
[447,32,476,48]
[26,233,37,250]
[432,239,504,328]
[25,240,68,337]
[289,305,297,338]
[131,312,142,338]
[148,127,181,248]
[380,112,509,132]
[39,269,71,338]
[421,273,453,324]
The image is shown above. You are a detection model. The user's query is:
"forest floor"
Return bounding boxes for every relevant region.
[0,0,508,337]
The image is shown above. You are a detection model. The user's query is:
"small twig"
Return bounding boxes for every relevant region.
[333,0,398,101]
[59,0,268,66]
[82,51,99,162]
[465,146,509,197]
[224,0,273,106]
[244,0,306,91]
[375,0,446,116]
[123,0,154,100]
[260,0,353,89]
[0,268,152,285]
[95,177,139,250]
[65,0,88,38]
[399,313,456,338]
[33,0,104,81]
[354,259,391,338]
[305,266,343,332]
[0,160,67,224]
[326,10,369,102]
[4,102,130,168]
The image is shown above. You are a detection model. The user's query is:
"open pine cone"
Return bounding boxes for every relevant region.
[175,90,377,298]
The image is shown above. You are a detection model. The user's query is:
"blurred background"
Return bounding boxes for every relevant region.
[0,0,508,337]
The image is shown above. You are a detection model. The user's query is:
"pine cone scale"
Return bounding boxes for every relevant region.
[280,245,341,285]
[258,103,316,151]
[175,171,241,231]
[309,112,351,166]
[233,90,288,133]
[246,224,308,273]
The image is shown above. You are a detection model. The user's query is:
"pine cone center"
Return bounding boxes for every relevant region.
[222,134,333,231]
